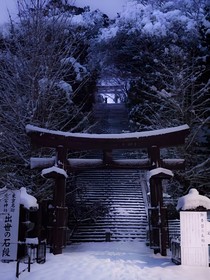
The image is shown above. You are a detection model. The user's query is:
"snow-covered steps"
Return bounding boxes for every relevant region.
[92,103,129,133]
[68,169,148,243]
[168,219,180,239]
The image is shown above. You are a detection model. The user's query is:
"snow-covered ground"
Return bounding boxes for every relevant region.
[1,242,209,280]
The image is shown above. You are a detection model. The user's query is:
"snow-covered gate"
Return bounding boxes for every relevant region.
[26,124,189,256]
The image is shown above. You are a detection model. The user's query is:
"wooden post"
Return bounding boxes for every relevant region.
[149,146,160,253]
[52,146,68,255]
[148,146,161,167]
[149,177,168,256]
[160,207,168,256]
[103,150,113,164]
[148,146,168,256]
[156,178,167,256]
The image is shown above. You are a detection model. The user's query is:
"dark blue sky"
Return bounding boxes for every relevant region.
[0,0,127,25]
[74,0,127,18]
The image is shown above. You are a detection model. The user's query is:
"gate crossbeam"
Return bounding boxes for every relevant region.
[26,124,189,150]
[26,124,189,255]
[30,157,185,171]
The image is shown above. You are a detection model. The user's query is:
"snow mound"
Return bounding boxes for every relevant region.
[176,188,210,211]
[20,187,38,210]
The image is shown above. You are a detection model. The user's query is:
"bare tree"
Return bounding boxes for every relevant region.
[0,0,94,192]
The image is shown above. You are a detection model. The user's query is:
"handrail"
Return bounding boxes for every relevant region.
[16,255,31,278]
[16,241,46,278]
[141,178,150,217]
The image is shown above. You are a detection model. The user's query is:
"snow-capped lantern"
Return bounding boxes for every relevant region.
[20,187,39,211]
[176,188,210,267]
[176,188,210,211]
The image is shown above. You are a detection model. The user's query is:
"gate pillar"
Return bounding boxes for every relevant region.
[42,146,68,255]
[148,146,172,256]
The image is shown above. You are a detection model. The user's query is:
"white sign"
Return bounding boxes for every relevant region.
[180,211,210,267]
[0,189,20,261]
[207,222,210,244]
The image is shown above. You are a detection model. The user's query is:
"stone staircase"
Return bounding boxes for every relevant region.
[92,103,129,133]
[68,99,150,243]
[69,169,148,242]
[168,220,180,239]
[67,87,181,244]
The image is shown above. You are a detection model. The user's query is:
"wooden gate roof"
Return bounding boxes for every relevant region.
[26,124,189,150]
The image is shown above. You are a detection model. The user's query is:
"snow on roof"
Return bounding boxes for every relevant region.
[162,159,184,164]
[20,187,38,210]
[68,158,150,168]
[26,124,189,140]
[69,159,102,167]
[30,157,55,169]
[148,167,174,179]
[113,159,150,165]
[41,166,68,178]
[176,188,210,211]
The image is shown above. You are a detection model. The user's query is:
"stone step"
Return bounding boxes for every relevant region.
[69,169,147,243]
[69,236,146,243]
[71,230,147,237]
[75,195,144,199]
[73,222,147,227]
[73,226,147,232]
[69,219,147,224]
[168,220,180,238]
[71,233,147,239]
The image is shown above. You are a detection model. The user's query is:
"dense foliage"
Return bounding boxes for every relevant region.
[89,0,210,192]
[0,0,209,199]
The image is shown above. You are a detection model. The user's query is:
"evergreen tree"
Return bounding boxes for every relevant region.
[90,0,210,192]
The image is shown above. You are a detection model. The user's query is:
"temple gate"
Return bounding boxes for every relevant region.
[26,124,189,255]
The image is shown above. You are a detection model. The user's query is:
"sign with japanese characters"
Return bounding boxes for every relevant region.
[0,189,20,261]
[180,211,210,267]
